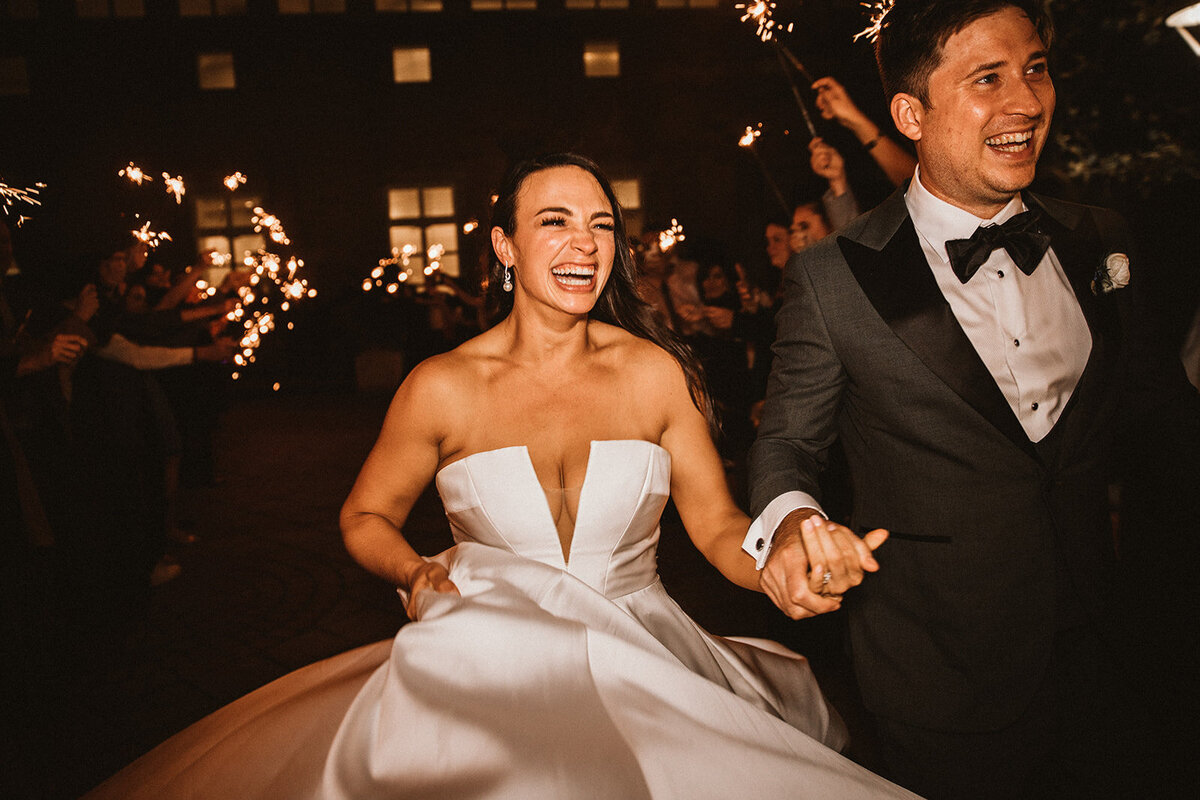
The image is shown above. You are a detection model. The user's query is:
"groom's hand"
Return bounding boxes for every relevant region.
[760,509,887,619]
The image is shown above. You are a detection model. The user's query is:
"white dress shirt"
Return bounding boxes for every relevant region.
[742,167,1092,568]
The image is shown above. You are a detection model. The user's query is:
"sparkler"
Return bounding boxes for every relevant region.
[223,171,248,191]
[736,1,794,43]
[131,220,173,249]
[363,242,450,292]
[658,219,686,253]
[738,124,791,216]
[221,203,316,378]
[161,173,186,204]
[252,207,291,246]
[0,178,44,227]
[736,1,818,140]
[119,163,151,185]
[853,1,894,44]
[739,124,763,148]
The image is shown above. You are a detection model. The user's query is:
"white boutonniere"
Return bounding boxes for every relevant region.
[1092,252,1130,295]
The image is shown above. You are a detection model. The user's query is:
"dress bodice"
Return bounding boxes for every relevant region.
[435,439,670,599]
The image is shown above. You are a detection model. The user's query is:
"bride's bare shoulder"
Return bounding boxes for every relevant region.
[397,331,502,401]
[591,322,687,388]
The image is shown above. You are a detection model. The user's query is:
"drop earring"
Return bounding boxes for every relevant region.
[503,264,513,292]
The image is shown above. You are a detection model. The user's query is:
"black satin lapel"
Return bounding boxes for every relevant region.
[839,220,1039,461]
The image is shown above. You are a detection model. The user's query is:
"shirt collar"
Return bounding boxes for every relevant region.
[904,164,1027,265]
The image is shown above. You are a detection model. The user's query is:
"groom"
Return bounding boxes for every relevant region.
[745,1,1196,798]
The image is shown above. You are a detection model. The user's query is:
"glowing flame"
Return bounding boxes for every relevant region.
[161,173,186,204]
[658,219,686,253]
[118,163,151,185]
[252,207,291,246]
[223,171,247,191]
[462,219,479,234]
[739,124,763,148]
[131,220,173,248]
[853,0,895,43]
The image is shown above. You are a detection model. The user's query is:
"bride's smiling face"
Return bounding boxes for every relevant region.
[493,165,616,317]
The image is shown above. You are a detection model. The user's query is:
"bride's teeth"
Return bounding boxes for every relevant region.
[552,266,594,286]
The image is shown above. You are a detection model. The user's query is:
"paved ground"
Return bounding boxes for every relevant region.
[11,391,867,799]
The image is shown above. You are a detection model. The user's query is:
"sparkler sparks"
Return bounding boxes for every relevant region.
[161,173,186,204]
[736,1,794,43]
[252,207,291,246]
[739,124,764,148]
[223,171,248,191]
[853,0,895,43]
[1,179,44,227]
[119,163,151,185]
[364,243,448,292]
[658,219,686,253]
[131,220,173,249]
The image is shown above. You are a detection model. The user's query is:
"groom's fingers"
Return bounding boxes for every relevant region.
[760,519,841,619]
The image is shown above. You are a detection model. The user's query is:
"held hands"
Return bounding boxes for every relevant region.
[759,509,887,619]
[401,561,460,621]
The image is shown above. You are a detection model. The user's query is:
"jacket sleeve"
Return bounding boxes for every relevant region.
[747,247,848,519]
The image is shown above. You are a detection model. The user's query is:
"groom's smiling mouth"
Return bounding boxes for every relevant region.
[984,130,1034,153]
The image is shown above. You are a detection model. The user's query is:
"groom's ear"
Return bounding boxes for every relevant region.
[891,93,924,143]
[491,226,513,267]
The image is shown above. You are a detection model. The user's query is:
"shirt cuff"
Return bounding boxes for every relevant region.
[741,491,826,570]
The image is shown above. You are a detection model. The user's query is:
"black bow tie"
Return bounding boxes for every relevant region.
[944,209,1051,284]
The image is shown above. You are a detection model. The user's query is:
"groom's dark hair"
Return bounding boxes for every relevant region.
[874,0,1055,104]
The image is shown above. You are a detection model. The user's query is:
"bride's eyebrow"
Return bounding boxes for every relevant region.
[535,206,572,216]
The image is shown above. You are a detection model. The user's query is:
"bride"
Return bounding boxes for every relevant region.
[88,154,915,799]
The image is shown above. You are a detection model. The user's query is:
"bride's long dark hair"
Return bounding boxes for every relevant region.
[487,153,715,432]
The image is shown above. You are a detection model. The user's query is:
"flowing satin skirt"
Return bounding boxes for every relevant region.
[88,543,919,799]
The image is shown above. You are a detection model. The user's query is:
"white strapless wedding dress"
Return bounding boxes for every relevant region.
[88,440,918,799]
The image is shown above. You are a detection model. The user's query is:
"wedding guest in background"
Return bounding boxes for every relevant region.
[812,74,917,187]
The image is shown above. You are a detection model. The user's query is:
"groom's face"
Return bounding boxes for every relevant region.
[897,6,1055,217]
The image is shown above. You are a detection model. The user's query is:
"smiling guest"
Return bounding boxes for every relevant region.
[745,1,1178,798]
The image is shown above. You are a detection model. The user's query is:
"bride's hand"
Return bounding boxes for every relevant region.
[760,511,887,619]
[401,562,460,620]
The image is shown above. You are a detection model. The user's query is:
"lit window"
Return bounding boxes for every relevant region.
[392,47,432,83]
[278,0,346,11]
[470,0,535,9]
[610,179,642,211]
[583,41,620,78]
[387,185,460,281]
[195,193,266,268]
[180,0,247,16]
[4,0,38,18]
[0,56,29,96]
[376,0,443,11]
[197,52,236,90]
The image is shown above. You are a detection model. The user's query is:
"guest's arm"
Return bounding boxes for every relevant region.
[812,76,916,188]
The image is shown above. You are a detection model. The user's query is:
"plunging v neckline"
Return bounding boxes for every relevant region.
[437,440,664,568]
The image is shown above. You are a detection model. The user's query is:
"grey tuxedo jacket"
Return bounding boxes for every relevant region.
[749,187,1130,732]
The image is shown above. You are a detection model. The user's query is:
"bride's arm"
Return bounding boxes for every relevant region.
[653,355,764,593]
[654,350,881,601]
[339,358,458,599]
